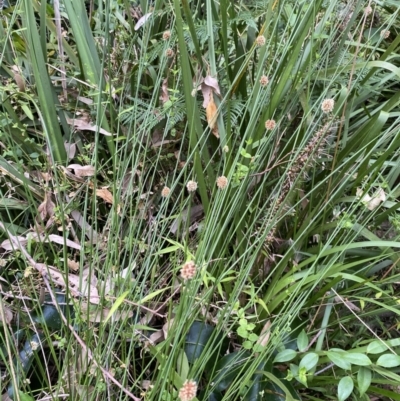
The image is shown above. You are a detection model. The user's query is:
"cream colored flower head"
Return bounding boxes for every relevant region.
[161,186,171,197]
[162,30,171,40]
[265,119,276,130]
[186,180,198,193]
[165,48,174,57]
[179,379,197,401]
[260,75,269,87]
[364,6,372,16]
[380,30,390,39]
[255,35,266,46]
[180,261,196,280]
[321,98,334,113]
[216,176,228,189]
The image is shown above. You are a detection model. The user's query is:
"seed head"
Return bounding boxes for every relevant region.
[321,98,334,113]
[216,176,228,189]
[180,261,196,281]
[162,30,171,40]
[186,180,198,193]
[255,35,266,46]
[165,48,174,58]
[265,119,276,130]
[260,75,269,87]
[380,30,390,39]
[161,186,170,197]
[364,6,372,16]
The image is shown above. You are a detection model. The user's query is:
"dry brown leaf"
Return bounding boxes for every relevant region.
[0,305,13,325]
[162,317,175,339]
[67,258,80,271]
[67,164,95,177]
[96,188,114,204]
[356,187,387,210]
[64,141,76,159]
[204,75,221,96]
[149,329,164,345]
[134,12,152,30]
[14,73,25,92]
[206,93,218,133]
[80,302,133,322]
[36,192,56,231]
[76,96,93,105]
[71,210,98,243]
[45,234,81,250]
[159,77,170,104]
[1,236,28,251]
[334,296,361,312]
[256,320,271,349]
[66,117,112,136]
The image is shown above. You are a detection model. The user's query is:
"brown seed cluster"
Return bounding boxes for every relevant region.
[179,380,197,401]
[264,121,332,248]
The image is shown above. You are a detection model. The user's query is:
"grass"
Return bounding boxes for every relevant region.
[0,0,400,400]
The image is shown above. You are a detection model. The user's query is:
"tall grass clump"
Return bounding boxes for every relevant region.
[1,0,400,400]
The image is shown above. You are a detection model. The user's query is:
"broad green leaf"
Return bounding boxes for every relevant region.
[262,371,298,401]
[177,350,189,382]
[327,351,351,370]
[376,354,400,368]
[184,321,227,365]
[211,351,252,392]
[104,291,129,324]
[357,367,371,396]
[342,353,372,366]
[237,326,249,338]
[273,349,298,363]
[299,353,319,371]
[140,287,171,304]
[153,245,181,255]
[367,340,389,354]
[338,376,354,401]
[18,392,35,401]
[297,330,309,352]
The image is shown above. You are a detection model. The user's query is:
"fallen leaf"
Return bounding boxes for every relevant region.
[148,329,164,345]
[67,258,80,271]
[134,12,152,30]
[162,317,175,339]
[1,236,27,251]
[96,188,114,204]
[67,164,95,177]
[159,78,169,104]
[64,141,76,159]
[356,187,386,210]
[36,192,56,230]
[0,305,13,324]
[206,92,217,128]
[256,320,271,348]
[204,75,221,96]
[80,302,133,323]
[66,117,112,136]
